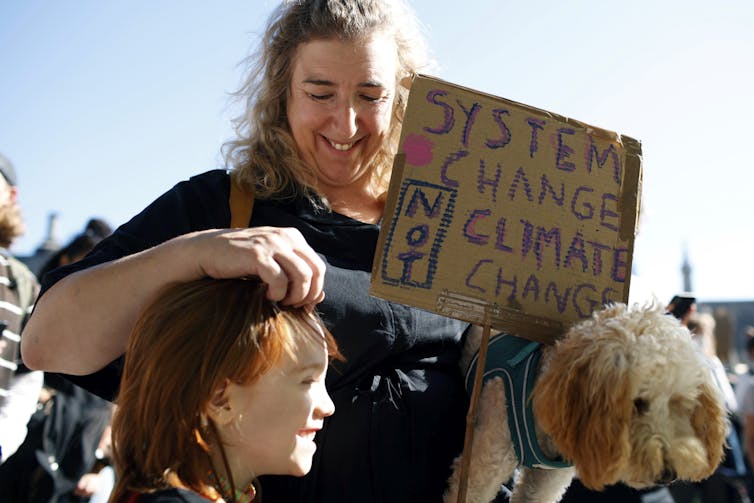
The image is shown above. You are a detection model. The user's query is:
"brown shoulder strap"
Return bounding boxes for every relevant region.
[229,178,255,228]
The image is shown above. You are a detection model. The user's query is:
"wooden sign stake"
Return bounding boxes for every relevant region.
[456,310,493,503]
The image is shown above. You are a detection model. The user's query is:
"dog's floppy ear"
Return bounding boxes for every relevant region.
[689,378,727,480]
[533,321,633,489]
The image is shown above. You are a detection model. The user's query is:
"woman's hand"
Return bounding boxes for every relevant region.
[187,226,326,307]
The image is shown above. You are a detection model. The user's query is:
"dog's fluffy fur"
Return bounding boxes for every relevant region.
[444,302,727,503]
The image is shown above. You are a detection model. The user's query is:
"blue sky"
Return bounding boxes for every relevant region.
[2,0,753,302]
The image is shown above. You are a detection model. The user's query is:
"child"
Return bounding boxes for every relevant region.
[109,277,340,502]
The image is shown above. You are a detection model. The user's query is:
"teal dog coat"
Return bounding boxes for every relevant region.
[465,333,572,469]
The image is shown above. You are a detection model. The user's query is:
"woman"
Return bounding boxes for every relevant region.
[22,1,470,501]
[110,277,338,502]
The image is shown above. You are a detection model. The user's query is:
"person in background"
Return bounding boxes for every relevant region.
[36,218,112,281]
[736,330,754,500]
[666,293,697,327]
[0,153,41,464]
[22,2,472,501]
[670,311,750,502]
[688,312,737,417]
[735,328,754,422]
[51,218,114,503]
[0,217,115,502]
[109,277,339,502]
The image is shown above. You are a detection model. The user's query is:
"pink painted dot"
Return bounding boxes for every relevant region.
[402,134,434,167]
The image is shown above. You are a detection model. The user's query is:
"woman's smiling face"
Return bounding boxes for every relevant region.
[286,33,398,192]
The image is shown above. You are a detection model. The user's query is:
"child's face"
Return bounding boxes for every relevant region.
[220,329,334,483]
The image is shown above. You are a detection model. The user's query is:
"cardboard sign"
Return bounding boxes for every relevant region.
[371,75,642,342]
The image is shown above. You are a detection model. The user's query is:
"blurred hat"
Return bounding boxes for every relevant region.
[0,153,17,186]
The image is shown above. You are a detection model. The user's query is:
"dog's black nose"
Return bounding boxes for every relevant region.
[656,468,677,485]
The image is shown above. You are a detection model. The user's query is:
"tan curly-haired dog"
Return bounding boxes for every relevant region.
[444,302,727,503]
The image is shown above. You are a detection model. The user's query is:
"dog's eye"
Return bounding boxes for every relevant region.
[633,398,649,415]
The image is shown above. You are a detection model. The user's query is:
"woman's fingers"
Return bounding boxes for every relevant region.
[193,227,326,306]
[277,230,326,306]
